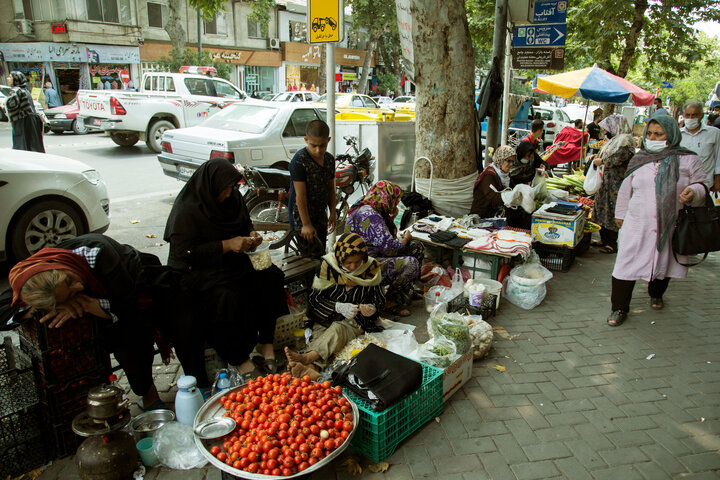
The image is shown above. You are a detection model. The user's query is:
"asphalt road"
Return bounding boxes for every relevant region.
[0,122,185,282]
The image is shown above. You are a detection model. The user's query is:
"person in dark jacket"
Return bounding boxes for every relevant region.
[164,158,289,378]
[5,71,45,152]
[7,234,189,410]
[471,145,517,217]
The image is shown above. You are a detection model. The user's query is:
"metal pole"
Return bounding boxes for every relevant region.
[500,26,512,146]
[197,9,202,59]
[326,43,336,157]
[486,0,507,150]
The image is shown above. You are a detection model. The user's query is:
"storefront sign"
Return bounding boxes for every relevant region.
[282,42,372,68]
[0,42,139,64]
[341,73,357,81]
[395,0,414,81]
[511,47,565,70]
[51,23,67,34]
[307,0,343,43]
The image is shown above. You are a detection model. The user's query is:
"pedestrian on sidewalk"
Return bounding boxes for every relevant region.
[5,71,45,152]
[607,114,707,326]
[679,100,720,192]
[43,81,62,108]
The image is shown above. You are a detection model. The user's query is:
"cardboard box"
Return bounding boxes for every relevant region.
[531,209,585,247]
[443,351,473,400]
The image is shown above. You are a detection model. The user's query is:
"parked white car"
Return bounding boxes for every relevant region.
[157,102,328,181]
[269,91,320,103]
[0,149,110,261]
[534,106,573,143]
[77,71,247,153]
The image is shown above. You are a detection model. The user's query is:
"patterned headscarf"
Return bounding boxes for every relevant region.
[598,114,634,158]
[313,233,381,290]
[348,180,403,235]
[8,248,107,308]
[625,113,697,252]
[492,145,516,166]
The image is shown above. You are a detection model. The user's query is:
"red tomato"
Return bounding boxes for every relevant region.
[324,439,335,450]
[217,452,228,462]
[210,446,221,456]
[232,460,242,469]
[282,467,293,476]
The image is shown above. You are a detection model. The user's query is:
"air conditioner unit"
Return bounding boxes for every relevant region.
[268,38,280,50]
[16,19,34,36]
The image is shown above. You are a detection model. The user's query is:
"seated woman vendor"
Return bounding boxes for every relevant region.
[284,233,385,380]
[8,234,182,411]
[164,158,289,380]
[470,145,517,217]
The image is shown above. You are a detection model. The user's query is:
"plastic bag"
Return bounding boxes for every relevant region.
[410,336,459,368]
[532,170,548,201]
[421,264,452,288]
[211,367,242,396]
[583,163,603,195]
[427,308,472,355]
[503,263,553,310]
[465,315,494,359]
[154,422,208,469]
[373,328,419,357]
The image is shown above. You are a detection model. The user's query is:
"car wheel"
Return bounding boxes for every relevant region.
[72,119,88,134]
[10,200,86,260]
[146,120,174,153]
[245,192,289,224]
[110,132,140,147]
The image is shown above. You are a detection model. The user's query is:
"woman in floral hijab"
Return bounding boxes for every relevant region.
[346,181,424,316]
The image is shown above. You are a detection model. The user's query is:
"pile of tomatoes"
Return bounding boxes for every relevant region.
[207,373,355,477]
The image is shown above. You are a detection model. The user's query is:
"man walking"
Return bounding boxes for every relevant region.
[43,82,62,108]
[680,100,720,191]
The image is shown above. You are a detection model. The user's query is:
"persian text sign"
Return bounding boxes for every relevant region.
[511,47,565,70]
[533,0,567,24]
[307,0,343,43]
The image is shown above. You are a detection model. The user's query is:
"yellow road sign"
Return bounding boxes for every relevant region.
[308,0,343,43]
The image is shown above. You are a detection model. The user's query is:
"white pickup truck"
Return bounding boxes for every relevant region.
[77,72,247,152]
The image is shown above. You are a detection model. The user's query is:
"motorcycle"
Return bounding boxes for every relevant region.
[240,135,375,227]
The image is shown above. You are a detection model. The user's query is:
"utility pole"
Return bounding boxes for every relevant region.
[197,9,203,59]
[486,0,507,151]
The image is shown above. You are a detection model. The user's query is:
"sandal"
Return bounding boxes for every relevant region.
[599,245,617,254]
[136,398,168,412]
[650,297,664,310]
[591,241,605,248]
[606,310,627,327]
[261,358,278,374]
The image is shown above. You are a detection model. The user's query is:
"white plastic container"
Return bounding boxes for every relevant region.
[175,375,204,426]
[468,283,486,307]
[472,278,503,310]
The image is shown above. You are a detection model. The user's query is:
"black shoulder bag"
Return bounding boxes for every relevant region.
[331,343,423,412]
[672,183,720,266]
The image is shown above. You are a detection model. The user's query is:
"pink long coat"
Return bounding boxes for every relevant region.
[612,154,708,281]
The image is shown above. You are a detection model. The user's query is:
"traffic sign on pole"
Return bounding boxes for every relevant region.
[307,0,344,43]
[512,24,566,47]
[533,0,567,24]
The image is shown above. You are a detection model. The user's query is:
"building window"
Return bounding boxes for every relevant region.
[147,2,164,28]
[248,18,266,39]
[204,13,226,35]
[289,20,306,42]
[86,0,119,23]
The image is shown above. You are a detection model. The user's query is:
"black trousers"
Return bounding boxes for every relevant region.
[611,276,671,312]
[600,228,619,249]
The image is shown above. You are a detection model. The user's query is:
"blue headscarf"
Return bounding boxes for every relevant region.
[625,113,697,252]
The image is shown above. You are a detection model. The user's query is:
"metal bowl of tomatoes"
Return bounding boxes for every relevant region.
[194,373,360,479]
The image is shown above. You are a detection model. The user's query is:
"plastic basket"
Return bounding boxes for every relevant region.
[38,370,109,424]
[0,405,46,452]
[346,362,444,463]
[50,421,83,458]
[533,243,575,272]
[272,311,306,349]
[0,431,52,477]
[0,341,39,418]
[17,316,98,352]
[448,293,497,319]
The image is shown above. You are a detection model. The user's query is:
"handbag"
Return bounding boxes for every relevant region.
[331,343,423,412]
[672,182,720,266]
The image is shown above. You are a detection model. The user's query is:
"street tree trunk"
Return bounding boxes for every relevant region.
[164,0,187,53]
[358,36,376,95]
[411,0,476,179]
[616,0,647,78]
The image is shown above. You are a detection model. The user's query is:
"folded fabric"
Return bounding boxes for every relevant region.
[445,236,472,248]
[429,231,458,243]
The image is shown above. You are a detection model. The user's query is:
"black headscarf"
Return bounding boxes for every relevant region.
[511,141,540,184]
[625,113,697,252]
[164,158,249,243]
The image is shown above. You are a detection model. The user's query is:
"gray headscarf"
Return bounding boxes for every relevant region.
[598,114,634,158]
[625,113,697,252]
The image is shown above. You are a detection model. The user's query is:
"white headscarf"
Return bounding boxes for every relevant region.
[598,114,635,158]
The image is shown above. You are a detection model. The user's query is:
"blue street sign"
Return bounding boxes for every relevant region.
[512,24,567,47]
[533,0,567,24]
[660,81,673,88]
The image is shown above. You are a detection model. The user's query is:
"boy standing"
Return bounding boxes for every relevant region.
[288,119,336,250]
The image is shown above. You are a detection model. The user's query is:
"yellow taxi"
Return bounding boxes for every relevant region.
[312,93,413,121]
[390,95,416,118]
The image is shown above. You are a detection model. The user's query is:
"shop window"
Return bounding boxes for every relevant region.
[86,0,120,23]
[283,109,321,137]
[205,13,227,35]
[22,0,34,20]
[184,77,213,96]
[147,2,164,28]
[289,20,306,42]
[248,18,266,39]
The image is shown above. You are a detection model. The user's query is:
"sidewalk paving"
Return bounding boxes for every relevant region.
[36,248,720,480]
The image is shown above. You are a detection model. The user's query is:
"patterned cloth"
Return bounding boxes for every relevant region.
[348,180,403,236]
[346,205,423,304]
[313,233,382,290]
[288,147,335,236]
[592,145,634,231]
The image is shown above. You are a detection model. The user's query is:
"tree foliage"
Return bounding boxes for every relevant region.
[188,0,229,19]
[157,48,233,80]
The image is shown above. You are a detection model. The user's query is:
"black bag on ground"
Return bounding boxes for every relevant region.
[331,343,423,412]
[672,183,720,266]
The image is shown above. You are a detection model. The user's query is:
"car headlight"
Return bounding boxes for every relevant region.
[55,113,67,119]
[82,170,102,185]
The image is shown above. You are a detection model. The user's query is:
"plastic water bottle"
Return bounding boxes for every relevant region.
[175,375,204,426]
[216,373,231,392]
[212,369,239,396]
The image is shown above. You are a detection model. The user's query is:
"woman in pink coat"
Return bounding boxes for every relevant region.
[608,114,708,326]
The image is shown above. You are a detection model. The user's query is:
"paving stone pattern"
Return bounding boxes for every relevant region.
[37,250,720,479]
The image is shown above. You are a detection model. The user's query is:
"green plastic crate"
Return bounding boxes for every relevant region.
[345,362,443,463]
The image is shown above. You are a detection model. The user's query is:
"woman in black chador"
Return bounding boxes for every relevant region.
[5,71,45,152]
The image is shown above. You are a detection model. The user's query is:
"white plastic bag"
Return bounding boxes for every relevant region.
[409,336,460,368]
[154,422,208,469]
[583,163,603,195]
[427,308,472,355]
[503,263,553,310]
[373,328,419,357]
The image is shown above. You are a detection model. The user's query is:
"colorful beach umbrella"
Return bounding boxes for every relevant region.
[536,65,655,106]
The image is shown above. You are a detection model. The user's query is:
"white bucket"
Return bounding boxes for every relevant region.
[472,278,502,309]
[468,284,486,307]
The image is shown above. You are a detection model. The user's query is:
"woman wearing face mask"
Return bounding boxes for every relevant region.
[471,145,517,217]
[284,233,385,379]
[512,141,547,186]
[607,114,707,326]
